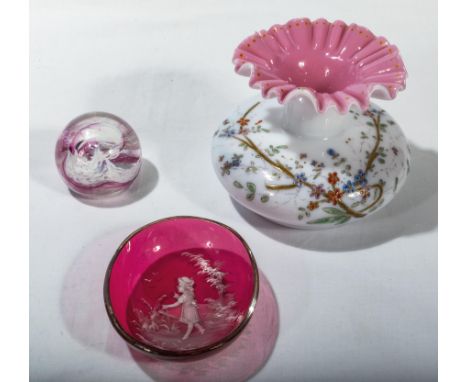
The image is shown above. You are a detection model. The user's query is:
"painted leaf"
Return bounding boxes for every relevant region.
[246,193,255,201]
[233,180,243,189]
[323,207,346,216]
[246,182,256,193]
[312,215,350,225]
[260,194,269,203]
[336,216,351,225]
[308,217,334,224]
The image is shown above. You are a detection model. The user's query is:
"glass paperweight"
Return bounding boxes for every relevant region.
[55,112,142,196]
[104,216,259,358]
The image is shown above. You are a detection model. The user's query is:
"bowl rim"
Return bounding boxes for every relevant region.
[103,215,260,358]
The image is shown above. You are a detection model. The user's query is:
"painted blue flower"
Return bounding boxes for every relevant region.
[311,160,325,168]
[353,169,367,187]
[294,172,307,187]
[342,180,355,193]
[326,148,336,156]
[231,154,242,167]
[219,128,236,138]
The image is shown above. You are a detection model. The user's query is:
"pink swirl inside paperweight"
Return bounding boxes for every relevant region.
[105,217,258,357]
[55,112,142,196]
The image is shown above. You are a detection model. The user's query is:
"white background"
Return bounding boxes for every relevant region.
[30,1,437,381]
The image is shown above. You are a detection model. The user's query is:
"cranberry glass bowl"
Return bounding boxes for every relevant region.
[104,216,259,358]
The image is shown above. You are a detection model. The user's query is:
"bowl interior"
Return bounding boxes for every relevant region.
[106,217,257,355]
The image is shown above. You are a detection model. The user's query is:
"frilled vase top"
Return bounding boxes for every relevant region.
[233,18,407,113]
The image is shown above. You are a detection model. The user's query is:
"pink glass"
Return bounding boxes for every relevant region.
[233,18,407,113]
[55,112,142,196]
[130,272,279,381]
[104,216,259,358]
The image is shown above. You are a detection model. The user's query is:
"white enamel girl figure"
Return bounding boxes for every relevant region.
[161,277,205,340]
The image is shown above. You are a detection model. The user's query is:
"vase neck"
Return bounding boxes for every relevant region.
[282,95,347,139]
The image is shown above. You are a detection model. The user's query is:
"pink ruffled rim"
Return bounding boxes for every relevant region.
[233,18,407,113]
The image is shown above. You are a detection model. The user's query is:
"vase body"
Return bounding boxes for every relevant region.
[212,97,410,229]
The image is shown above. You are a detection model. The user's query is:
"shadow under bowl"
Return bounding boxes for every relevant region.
[104,216,259,359]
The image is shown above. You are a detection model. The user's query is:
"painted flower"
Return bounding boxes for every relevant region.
[231,154,242,167]
[311,160,324,168]
[360,187,370,201]
[363,110,374,118]
[342,180,355,193]
[221,161,232,176]
[231,159,241,167]
[300,153,307,159]
[237,117,250,127]
[354,169,367,187]
[327,172,340,185]
[221,154,243,175]
[326,189,344,205]
[233,18,407,113]
[294,172,308,186]
[219,128,236,138]
[310,184,324,199]
[307,201,319,211]
[392,146,399,156]
[326,148,339,159]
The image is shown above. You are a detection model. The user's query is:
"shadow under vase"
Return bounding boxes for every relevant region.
[231,144,437,252]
